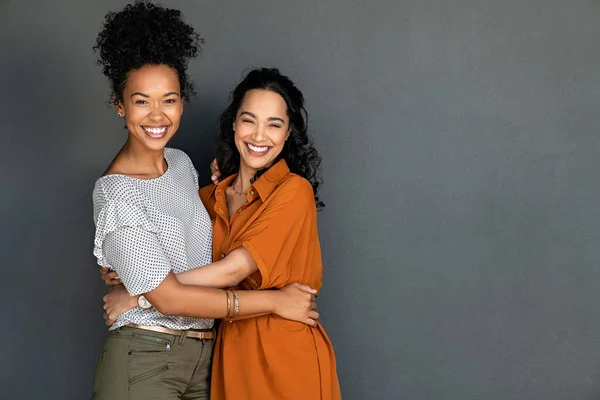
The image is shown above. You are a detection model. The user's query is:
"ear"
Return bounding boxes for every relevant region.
[232,120,236,132]
[113,95,124,115]
[285,126,291,141]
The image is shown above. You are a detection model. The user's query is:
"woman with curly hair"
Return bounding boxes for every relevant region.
[91,2,318,399]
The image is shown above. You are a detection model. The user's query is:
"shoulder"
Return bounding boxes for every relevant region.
[164,147,193,167]
[272,174,315,208]
[279,173,313,194]
[93,175,145,206]
[165,147,197,180]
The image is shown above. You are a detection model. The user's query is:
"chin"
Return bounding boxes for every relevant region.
[141,138,170,152]
[243,157,273,171]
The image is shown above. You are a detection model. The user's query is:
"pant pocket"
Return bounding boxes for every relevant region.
[127,333,172,387]
[128,333,172,355]
[129,364,169,385]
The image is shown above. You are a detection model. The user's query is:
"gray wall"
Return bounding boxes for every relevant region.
[1,0,600,399]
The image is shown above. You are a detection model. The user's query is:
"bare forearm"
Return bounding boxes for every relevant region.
[176,260,237,288]
[168,287,275,319]
[146,272,275,318]
[176,248,257,288]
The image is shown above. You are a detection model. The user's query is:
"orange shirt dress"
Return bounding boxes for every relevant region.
[199,160,341,400]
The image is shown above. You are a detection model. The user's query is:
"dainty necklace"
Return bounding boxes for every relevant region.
[229,178,247,196]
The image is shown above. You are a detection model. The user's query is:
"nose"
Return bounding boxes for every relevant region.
[252,123,267,141]
[148,103,166,120]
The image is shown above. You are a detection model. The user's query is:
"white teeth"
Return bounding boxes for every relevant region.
[144,127,167,135]
[247,143,269,153]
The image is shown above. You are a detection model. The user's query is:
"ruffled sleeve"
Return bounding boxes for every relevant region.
[92,179,172,296]
[93,198,159,267]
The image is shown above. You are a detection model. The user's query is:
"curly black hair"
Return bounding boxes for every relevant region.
[215,68,324,209]
[93,0,202,104]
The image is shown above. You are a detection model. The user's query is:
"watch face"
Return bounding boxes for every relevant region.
[138,295,152,309]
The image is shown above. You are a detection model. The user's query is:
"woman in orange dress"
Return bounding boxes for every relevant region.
[203,67,341,399]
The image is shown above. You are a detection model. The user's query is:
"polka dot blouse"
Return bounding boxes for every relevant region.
[93,148,213,330]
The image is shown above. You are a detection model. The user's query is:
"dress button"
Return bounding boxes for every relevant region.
[220,253,226,259]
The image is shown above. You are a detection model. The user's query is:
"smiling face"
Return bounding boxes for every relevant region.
[116,64,182,152]
[233,89,290,175]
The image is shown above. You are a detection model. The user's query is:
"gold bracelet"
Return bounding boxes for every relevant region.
[225,290,231,319]
[229,290,239,323]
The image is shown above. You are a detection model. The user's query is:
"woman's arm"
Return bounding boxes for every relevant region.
[101,247,258,288]
[176,247,256,287]
[146,272,265,317]
[103,273,318,325]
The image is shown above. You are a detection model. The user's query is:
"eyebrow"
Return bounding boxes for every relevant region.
[240,111,285,124]
[130,92,180,98]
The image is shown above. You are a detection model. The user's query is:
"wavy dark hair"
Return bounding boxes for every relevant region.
[215,68,324,209]
[93,0,202,104]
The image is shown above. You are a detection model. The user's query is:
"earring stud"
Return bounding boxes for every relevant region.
[117,112,124,117]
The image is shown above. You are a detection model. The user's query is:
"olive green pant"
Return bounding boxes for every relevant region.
[92,326,214,400]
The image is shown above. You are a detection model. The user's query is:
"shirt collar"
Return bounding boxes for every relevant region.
[213,173,236,198]
[251,159,290,201]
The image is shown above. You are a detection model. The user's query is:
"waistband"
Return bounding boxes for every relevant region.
[126,323,216,340]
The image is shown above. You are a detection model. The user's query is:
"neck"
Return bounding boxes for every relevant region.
[234,163,257,192]
[121,139,167,174]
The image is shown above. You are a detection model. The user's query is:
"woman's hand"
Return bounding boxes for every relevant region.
[102,285,138,326]
[210,158,220,184]
[99,267,121,286]
[272,282,319,326]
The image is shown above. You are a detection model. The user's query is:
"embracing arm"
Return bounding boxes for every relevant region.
[147,272,271,318]
[103,273,317,325]
[147,273,316,322]
[101,247,257,289]
[176,247,256,287]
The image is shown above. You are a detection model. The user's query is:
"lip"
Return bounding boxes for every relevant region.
[245,142,272,157]
[142,125,170,138]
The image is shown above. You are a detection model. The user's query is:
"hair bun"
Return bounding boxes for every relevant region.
[94,0,202,102]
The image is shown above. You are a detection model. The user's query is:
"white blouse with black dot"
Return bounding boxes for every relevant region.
[93,148,213,330]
